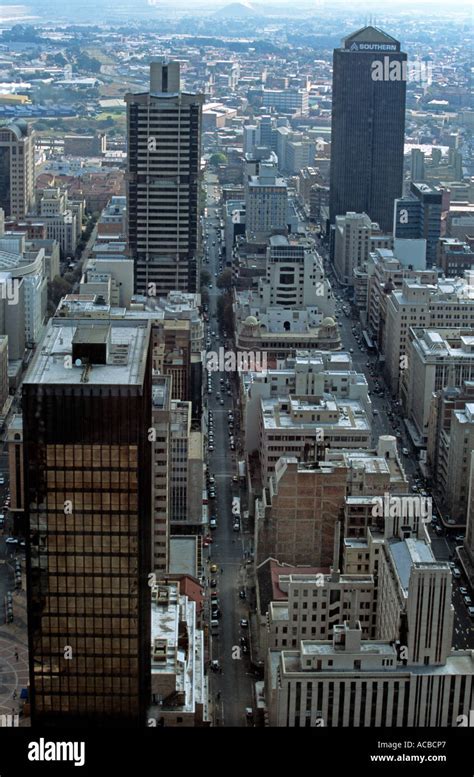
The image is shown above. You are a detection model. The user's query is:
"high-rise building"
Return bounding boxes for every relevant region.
[125,61,204,296]
[245,163,288,242]
[329,26,406,233]
[394,182,442,265]
[410,149,425,182]
[0,120,35,219]
[23,319,152,726]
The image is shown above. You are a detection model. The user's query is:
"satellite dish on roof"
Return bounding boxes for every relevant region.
[75,358,82,367]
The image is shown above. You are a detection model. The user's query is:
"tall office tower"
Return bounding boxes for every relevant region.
[410,149,425,182]
[23,320,152,726]
[125,61,204,296]
[329,26,406,233]
[394,182,442,266]
[0,120,35,219]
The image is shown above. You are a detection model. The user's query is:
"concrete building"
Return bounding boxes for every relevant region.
[147,581,208,726]
[384,274,474,395]
[402,328,474,445]
[266,620,474,727]
[0,120,35,219]
[394,182,442,266]
[437,237,474,278]
[377,536,454,665]
[169,400,204,532]
[23,319,153,726]
[334,212,392,286]
[267,573,376,651]
[242,350,370,454]
[151,377,171,573]
[366,249,437,353]
[37,187,80,257]
[310,185,330,223]
[64,133,106,157]
[125,61,204,295]
[245,163,288,243]
[445,403,474,522]
[410,148,425,182]
[329,27,406,232]
[255,457,348,568]
[258,392,371,484]
[0,240,46,349]
[0,335,8,412]
[80,257,135,308]
[248,87,309,116]
[7,413,24,531]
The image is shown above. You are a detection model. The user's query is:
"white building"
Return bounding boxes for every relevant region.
[148,581,208,726]
[403,328,474,444]
[384,273,474,395]
[266,619,474,727]
[259,395,371,483]
[334,212,392,287]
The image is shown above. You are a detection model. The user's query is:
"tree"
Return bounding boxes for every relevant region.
[216,268,233,293]
[209,152,227,168]
[49,276,73,307]
[200,270,211,286]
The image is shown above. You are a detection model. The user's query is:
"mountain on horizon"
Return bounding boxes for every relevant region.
[214,2,258,18]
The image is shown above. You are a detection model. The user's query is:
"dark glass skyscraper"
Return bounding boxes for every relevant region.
[329,26,406,233]
[23,320,152,727]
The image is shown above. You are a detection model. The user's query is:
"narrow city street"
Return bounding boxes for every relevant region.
[203,177,255,726]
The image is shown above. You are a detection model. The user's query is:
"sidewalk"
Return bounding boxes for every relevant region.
[0,586,29,726]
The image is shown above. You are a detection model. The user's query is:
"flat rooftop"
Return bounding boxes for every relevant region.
[24,320,150,386]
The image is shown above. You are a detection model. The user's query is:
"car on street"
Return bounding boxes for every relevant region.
[463,595,472,607]
[468,607,474,619]
[5,537,18,545]
[239,589,246,599]
[240,618,249,628]
[459,587,468,596]
[210,518,217,529]
[210,564,218,573]
[210,579,217,588]
[402,448,409,456]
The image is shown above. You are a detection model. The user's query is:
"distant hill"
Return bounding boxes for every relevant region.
[214,2,258,17]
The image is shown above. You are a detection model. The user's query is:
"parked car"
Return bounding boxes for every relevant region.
[463,595,472,607]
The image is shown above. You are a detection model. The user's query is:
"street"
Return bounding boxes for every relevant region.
[203,175,256,726]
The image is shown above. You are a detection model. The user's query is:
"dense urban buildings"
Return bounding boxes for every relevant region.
[0,3,472,748]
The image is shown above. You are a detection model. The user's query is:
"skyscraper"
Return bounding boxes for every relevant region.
[329,26,406,233]
[0,120,35,219]
[125,61,204,296]
[23,320,152,726]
